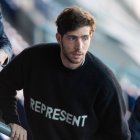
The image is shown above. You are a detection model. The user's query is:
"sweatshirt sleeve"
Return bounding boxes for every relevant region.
[95,75,131,140]
[0,50,25,124]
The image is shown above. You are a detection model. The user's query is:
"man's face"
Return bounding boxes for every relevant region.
[56,26,92,69]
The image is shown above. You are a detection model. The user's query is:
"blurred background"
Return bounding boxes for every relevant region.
[0,0,140,139]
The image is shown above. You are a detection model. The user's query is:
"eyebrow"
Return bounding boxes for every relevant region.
[66,34,89,37]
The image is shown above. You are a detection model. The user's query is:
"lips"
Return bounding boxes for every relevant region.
[72,51,83,56]
[72,52,83,59]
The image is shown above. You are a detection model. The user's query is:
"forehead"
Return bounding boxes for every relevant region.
[66,26,91,36]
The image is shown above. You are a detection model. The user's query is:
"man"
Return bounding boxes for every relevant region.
[0,10,13,68]
[0,6,130,140]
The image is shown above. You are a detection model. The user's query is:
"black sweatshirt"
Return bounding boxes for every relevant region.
[0,43,130,140]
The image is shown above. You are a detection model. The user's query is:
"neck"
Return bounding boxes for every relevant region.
[63,63,82,70]
[61,55,85,70]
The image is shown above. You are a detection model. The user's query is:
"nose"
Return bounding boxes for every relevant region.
[76,38,83,50]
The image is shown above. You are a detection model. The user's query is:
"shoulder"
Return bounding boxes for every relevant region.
[86,52,116,79]
[21,42,60,56]
[86,52,121,91]
[24,42,60,51]
[12,43,60,64]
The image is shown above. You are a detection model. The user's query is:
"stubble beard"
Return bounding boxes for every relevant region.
[61,42,84,65]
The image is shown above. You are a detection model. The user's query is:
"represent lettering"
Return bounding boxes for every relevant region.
[30,98,87,127]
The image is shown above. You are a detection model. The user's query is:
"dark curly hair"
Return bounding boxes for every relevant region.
[56,6,96,36]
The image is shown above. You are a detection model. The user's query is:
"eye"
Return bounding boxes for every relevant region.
[82,35,89,41]
[67,36,77,41]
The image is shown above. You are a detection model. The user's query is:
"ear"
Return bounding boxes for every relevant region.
[90,32,93,38]
[56,33,62,44]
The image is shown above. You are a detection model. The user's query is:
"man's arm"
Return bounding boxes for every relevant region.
[0,50,27,140]
[95,76,131,140]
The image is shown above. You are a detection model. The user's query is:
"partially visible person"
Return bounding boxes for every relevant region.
[128,96,140,140]
[0,9,13,67]
[0,8,13,140]
[0,6,130,140]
